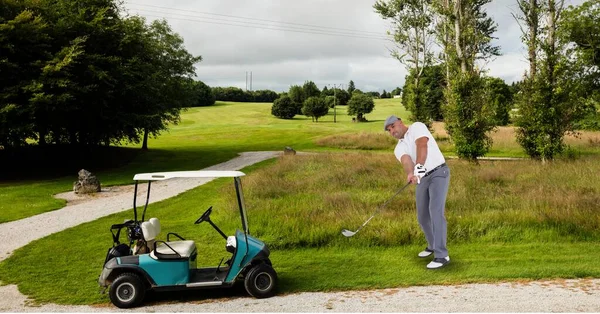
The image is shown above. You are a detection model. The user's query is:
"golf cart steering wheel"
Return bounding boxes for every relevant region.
[195,206,213,224]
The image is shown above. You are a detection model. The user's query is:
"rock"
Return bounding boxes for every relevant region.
[73,169,101,194]
[284,146,296,155]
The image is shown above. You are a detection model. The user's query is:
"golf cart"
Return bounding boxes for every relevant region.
[98,170,277,308]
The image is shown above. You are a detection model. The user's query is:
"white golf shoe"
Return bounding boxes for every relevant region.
[418,248,434,258]
[426,256,450,269]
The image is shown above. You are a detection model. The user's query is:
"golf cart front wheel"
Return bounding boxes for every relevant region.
[109,272,146,308]
[244,263,277,298]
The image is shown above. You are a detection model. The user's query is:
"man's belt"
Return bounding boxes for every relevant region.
[423,163,447,178]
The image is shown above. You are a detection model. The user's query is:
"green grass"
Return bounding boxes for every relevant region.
[1,98,600,306]
[0,100,408,223]
[1,154,599,305]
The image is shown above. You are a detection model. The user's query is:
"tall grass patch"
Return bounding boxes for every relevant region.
[216,154,600,247]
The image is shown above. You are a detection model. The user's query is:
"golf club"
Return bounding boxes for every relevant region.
[341,182,412,237]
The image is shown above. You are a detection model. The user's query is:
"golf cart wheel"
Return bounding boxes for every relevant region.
[109,272,146,308]
[244,263,277,298]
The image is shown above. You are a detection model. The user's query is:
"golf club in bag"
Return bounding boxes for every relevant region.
[341,182,412,237]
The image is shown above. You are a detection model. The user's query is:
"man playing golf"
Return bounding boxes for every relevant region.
[384,115,451,269]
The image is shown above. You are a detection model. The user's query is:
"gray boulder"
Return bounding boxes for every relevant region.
[284,146,296,155]
[73,169,101,194]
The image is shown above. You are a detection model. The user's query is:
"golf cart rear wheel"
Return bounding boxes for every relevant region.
[109,272,145,308]
[244,263,277,298]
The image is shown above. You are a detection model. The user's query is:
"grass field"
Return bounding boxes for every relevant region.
[1,99,600,305]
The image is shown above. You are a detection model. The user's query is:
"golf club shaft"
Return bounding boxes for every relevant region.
[353,182,412,234]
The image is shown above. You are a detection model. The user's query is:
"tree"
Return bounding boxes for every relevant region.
[484,77,513,125]
[302,80,321,98]
[374,0,436,124]
[191,80,215,107]
[287,85,305,114]
[390,87,402,97]
[437,0,500,161]
[402,64,446,123]
[271,96,296,119]
[515,0,592,160]
[121,18,201,150]
[347,94,375,122]
[562,0,600,130]
[301,96,329,122]
[347,80,356,94]
[513,0,541,79]
[0,0,200,150]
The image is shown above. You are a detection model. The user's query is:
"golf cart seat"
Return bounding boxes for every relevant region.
[141,218,196,260]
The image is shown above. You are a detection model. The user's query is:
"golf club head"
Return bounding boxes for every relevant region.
[341,229,357,237]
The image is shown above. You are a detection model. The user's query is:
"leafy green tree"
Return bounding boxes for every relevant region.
[212,87,251,102]
[366,91,381,98]
[347,94,375,122]
[301,96,329,122]
[302,80,321,98]
[324,95,336,108]
[444,73,496,160]
[437,0,500,161]
[375,0,436,127]
[484,77,513,126]
[288,85,305,114]
[402,64,446,123]
[0,2,51,147]
[562,0,600,130]
[347,80,356,94]
[390,87,402,97]
[271,96,296,119]
[0,0,200,150]
[251,90,279,102]
[515,0,592,161]
[191,80,215,107]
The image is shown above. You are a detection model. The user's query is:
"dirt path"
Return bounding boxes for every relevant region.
[1,151,599,312]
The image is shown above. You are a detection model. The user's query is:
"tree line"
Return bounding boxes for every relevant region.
[374,0,600,161]
[270,80,377,122]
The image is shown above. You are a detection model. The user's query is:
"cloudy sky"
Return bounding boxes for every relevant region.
[123,0,584,93]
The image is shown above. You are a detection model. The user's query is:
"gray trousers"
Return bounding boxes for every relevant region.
[415,165,450,258]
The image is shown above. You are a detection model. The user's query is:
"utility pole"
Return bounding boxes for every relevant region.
[333,84,337,123]
[328,84,338,123]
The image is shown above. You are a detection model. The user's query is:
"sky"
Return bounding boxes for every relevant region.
[122,0,584,93]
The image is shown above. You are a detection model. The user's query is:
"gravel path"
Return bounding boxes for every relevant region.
[1,151,599,312]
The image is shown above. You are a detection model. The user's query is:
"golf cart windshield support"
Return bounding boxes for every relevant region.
[234,177,249,234]
[234,177,251,265]
[132,180,152,222]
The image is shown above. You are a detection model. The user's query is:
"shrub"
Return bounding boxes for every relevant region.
[271,96,296,119]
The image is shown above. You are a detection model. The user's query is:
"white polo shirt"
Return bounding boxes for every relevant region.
[394,122,445,171]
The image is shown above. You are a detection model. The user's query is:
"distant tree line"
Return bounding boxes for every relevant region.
[211,87,279,103]
[271,80,375,122]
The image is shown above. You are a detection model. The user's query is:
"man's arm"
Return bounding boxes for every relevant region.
[415,137,429,165]
[400,155,417,184]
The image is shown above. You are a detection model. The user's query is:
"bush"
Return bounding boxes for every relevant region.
[271,96,296,119]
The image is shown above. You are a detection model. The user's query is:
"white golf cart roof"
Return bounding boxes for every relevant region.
[133,170,245,181]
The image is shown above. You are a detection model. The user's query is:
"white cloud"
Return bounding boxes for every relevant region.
[125,0,585,91]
